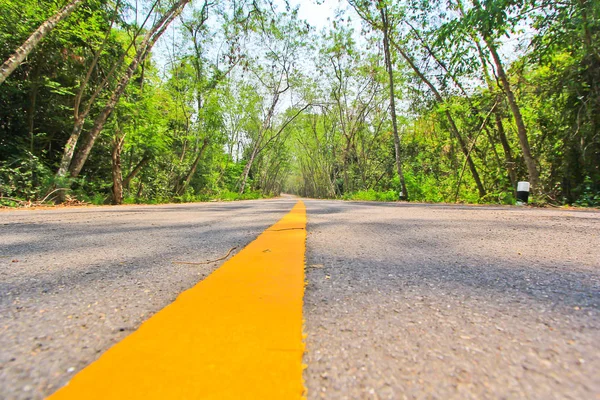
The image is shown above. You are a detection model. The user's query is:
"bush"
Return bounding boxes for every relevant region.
[343,189,399,202]
[215,190,264,201]
[0,152,53,204]
[170,189,267,203]
[574,176,600,207]
[123,195,137,204]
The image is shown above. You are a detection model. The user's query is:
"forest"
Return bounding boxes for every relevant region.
[0,0,598,206]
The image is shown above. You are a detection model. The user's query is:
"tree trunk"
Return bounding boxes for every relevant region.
[405,21,470,98]
[27,69,39,152]
[485,41,540,194]
[176,138,209,195]
[469,0,540,194]
[342,140,351,193]
[111,130,126,205]
[0,0,84,85]
[57,1,121,179]
[68,0,190,178]
[578,0,600,63]
[494,112,517,189]
[350,0,484,197]
[123,155,150,189]
[57,117,85,177]
[55,116,85,203]
[238,88,286,195]
[380,3,408,200]
[444,110,487,197]
[239,145,259,194]
[388,38,486,198]
[472,39,518,191]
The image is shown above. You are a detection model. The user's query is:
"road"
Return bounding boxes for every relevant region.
[1,199,599,399]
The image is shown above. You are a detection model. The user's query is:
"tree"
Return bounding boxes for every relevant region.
[350,0,486,198]
[56,0,125,178]
[0,0,85,85]
[237,8,311,194]
[2,0,598,206]
[453,0,541,194]
[378,0,408,199]
[66,0,192,179]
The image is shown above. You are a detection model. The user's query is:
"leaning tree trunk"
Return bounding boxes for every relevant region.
[485,41,540,194]
[469,0,540,194]
[494,111,518,189]
[68,0,190,178]
[123,155,150,189]
[380,3,408,200]
[239,145,259,194]
[351,0,485,197]
[0,0,84,85]
[57,1,121,178]
[388,39,486,198]
[473,39,518,191]
[238,90,282,195]
[175,138,209,195]
[57,117,85,177]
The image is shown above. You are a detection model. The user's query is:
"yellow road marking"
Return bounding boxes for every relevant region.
[49,201,307,399]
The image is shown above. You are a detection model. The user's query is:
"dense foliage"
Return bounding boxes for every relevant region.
[1,0,598,206]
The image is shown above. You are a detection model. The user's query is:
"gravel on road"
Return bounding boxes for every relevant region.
[303,201,600,400]
[2,199,599,399]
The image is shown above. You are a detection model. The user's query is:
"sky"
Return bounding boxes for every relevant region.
[288,0,340,32]
[152,0,348,77]
[151,0,528,78]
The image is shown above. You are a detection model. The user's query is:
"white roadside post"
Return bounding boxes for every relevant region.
[516,181,530,205]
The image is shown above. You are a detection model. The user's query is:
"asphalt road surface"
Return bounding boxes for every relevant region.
[1,199,599,399]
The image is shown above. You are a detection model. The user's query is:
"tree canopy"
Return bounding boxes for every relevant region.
[1,0,598,206]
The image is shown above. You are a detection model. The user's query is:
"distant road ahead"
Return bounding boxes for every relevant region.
[1,199,599,399]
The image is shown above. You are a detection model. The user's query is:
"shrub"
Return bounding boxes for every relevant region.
[0,152,53,204]
[343,189,399,202]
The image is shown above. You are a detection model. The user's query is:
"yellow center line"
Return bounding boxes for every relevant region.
[49,200,307,399]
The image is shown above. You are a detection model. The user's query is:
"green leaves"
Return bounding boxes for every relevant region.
[1,0,598,206]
